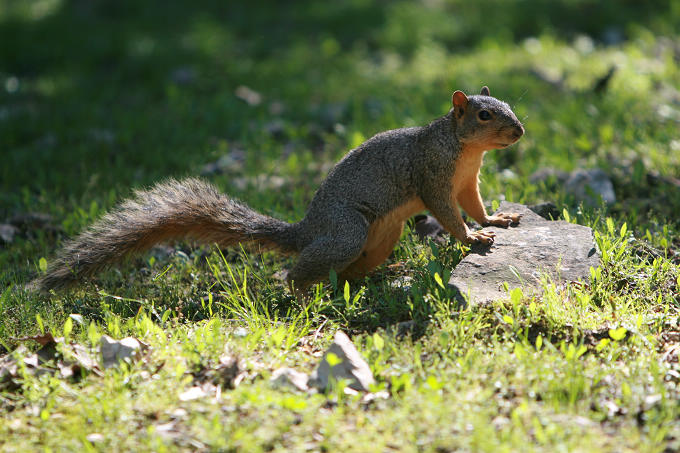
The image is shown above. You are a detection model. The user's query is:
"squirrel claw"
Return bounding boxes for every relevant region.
[466,230,495,246]
[483,212,521,228]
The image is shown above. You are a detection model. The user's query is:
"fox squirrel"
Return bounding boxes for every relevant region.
[34,86,524,297]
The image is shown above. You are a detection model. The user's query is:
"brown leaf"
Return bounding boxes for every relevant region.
[12,332,60,347]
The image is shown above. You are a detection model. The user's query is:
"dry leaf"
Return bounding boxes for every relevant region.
[12,332,60,346]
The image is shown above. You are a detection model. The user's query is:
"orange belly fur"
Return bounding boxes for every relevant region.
[341,197,425,279]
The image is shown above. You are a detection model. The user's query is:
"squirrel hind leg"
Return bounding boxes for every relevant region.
[340,220,405,280]
[286,222,368,297]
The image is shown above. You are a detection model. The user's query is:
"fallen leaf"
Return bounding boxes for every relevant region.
[12,332,60,346]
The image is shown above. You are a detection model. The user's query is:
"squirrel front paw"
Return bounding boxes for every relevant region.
[465,230,495,245]
[483,212,522,228]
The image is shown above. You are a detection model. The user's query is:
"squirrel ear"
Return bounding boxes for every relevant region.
[452,91,468,109]
[480,86,490,96]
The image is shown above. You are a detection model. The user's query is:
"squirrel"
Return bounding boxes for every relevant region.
[33,86,524,298]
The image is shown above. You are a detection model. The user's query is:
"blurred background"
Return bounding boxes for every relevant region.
[0,0,679,265]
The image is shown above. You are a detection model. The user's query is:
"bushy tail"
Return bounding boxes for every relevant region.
[32,178,298,291]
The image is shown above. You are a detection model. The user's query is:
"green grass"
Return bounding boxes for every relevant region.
[1,0,680,451]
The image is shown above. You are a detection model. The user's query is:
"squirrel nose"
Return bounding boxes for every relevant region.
[511,124,524,139]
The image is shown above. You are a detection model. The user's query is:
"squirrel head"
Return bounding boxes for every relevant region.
[451,86,524,151]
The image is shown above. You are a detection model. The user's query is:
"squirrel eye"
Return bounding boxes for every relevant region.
[478,110,492,121]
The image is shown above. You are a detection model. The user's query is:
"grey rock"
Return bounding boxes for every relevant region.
[234,85,262,106]
[9,212,53,228]
[170,66,197,85]
[310,331,374,392]
[0,224,18,243]
[528,202,560,220]
[200,150,246,176]
[413,214,447,244]
[270,367,310,391]
[564,168,616,206]
[529,167,569,185]
[100,335,145,369]
[448,202,600,305]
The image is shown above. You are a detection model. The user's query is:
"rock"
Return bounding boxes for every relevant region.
[200,149,246,176]
[9,212,53,229]
[178,386,209,401]
[413,214,447,244]
[100,335,146,369]
[0,224,18,243]
[271,367,310,391]
[232,174,286,191]
[529,167,569,186]
[264,119,286,138]
[309,331,374,392]
[565,168,616,206]
[528,202,560,220]
[531,167,616,206]
[170,66,197,85]
[448,202,600,305]
[234,85,262,106]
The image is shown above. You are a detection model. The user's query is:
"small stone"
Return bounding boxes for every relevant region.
[178,386,208,401]
[235,85,262,106]
[564,168,616,206]
[100,335,145,369]
[529,167,569,185]
[269,101,285,115]
[233,327,248,338]
[528,202,560,220]
[170,66,197,85]
[413,214,447,244]
[310,331,375,392]
[390,320,416,338]
[86,433,105,443]
[9,212,53,228]
[264,119,286,138]
[0,224,18,243]
[361,390,390,404]
[271,367,309,391]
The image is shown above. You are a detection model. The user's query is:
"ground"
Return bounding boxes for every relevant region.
[1,1,680,451]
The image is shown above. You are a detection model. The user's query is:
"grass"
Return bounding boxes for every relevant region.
[1,0,680,451]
